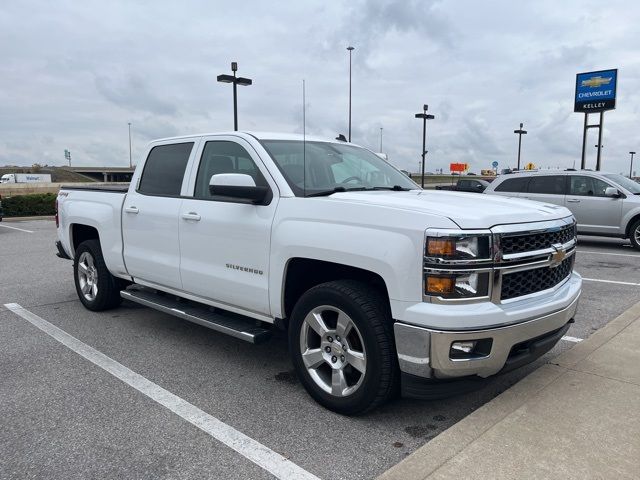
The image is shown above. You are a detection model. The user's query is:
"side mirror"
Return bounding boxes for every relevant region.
[604,186,621,198]
[209,174,270,204]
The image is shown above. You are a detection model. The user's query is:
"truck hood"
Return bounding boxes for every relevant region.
[327,190,571,229]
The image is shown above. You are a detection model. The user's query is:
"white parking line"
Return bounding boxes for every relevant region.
[3,303,320,480]
[577,250,639,258]
[582,277,640,286]
[561,335,583,343]
[0,224,33,233]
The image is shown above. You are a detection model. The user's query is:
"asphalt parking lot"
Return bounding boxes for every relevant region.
[1,219,639,480]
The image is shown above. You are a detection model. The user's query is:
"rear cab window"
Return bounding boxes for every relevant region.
[138,142,194,196]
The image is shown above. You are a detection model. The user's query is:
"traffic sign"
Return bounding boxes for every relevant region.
[492,161,498,168]
[524,162,536,170]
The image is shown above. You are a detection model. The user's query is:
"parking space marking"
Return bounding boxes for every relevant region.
[582,277,640,286]
[577,250,639,258]
[3,303,320,480]
[0,224,34,233]
[561,335,583,343]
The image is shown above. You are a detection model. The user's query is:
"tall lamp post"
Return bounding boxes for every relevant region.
[630,151,636,178]
[514,122,527,170]
[128,122,132,168]
[379,127,383,152]
[217,62,252,131]
[415,105,435,188]
[347,46,355,142]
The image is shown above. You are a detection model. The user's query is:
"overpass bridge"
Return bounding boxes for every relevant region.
[63,166,135,182]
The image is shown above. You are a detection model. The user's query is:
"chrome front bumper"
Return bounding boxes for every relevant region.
[394,283,580,379]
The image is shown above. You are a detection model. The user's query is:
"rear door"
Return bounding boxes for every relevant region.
[178,136,278,315]
[522,175,567,205]
[122,141,198,289]
[566,175,623,235]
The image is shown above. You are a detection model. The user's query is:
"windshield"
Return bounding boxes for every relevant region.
[602,173,640,194]
[260,140,418,196]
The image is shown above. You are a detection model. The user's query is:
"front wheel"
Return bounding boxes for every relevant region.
[289,280,398,415]
[629,219,640,251]
[73,239,123,311]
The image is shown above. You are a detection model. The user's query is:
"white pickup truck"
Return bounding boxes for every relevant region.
[56,132,582,414]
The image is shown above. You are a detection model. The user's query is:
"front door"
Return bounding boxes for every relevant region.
[565,175,623,235]
[178,137,277,315]
[122,141,196,289]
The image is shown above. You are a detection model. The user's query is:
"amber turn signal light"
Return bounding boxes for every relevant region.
[427,238,455,256]
[425,276,455,294]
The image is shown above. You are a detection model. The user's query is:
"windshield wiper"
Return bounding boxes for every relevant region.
[371,185,412,191]
[306,186,368,197]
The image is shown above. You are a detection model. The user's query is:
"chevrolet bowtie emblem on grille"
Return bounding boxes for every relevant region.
[549,243,567,268]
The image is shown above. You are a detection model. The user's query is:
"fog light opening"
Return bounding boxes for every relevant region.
[450,338,493,360]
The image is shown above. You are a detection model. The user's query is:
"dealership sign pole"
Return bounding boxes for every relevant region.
[575,69,617,171]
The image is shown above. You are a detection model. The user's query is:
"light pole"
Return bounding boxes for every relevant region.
[347,46,354,142]
[379,127,383,152]
[415,104,435,188]
[514,122,527,170]
[630,151,636,178]
[217,62,252,131]
[128,122,132,168]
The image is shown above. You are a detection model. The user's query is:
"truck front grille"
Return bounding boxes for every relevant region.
[501,224,576,255]
[500,256,574,300]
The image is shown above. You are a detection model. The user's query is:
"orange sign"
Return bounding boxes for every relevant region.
[450,163,467,172]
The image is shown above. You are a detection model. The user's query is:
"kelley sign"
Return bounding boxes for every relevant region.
[574,69,617,112]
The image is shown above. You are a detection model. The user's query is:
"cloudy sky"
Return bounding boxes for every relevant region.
[1,0,639,174]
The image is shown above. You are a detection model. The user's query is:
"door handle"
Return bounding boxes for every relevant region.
[124,206,139,214]
[181,212,201,221]
[566,199,580,203]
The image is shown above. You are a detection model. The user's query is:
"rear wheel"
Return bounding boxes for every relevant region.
[289,280,398,415]
[73,239,123,311]
[630,219,640,251]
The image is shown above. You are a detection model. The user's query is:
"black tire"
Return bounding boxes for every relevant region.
[73,239,123,311]
[629,219,640,251]
[288,280,399,415]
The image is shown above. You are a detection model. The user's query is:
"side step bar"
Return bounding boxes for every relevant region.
[120,288,272,344]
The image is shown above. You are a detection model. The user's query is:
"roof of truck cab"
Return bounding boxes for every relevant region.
[152,131,351,145]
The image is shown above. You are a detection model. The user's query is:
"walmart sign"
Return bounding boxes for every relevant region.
[574,69,617,112]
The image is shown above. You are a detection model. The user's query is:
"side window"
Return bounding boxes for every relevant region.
[569,176,611,197]
[527,176,566,195]
[138,142,194,196]
[194,141,268,199]
[494,177,529,193]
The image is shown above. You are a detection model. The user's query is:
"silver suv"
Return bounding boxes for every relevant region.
[484,170,640,250]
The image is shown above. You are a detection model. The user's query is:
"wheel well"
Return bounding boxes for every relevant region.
[626,214,640,238]
[282,258,390,320]
[71,224,100,252]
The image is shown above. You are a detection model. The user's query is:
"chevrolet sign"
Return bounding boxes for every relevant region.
[574,69,617,112]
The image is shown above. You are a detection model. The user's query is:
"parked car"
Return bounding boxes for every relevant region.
[436,178,489,193]
[56,132,581,414]
[484,170,640,249]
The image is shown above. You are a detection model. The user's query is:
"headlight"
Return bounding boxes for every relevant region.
[423,229,493,302]
[424,271,490,299]
[425,233,491,262]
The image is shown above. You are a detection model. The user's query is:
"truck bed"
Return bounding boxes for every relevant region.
[61,184,129,193]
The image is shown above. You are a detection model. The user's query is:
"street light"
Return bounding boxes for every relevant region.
[513,122,527,170]
[379,127,383,152]
[347,46,354,142]
[415,104,435,188]
[217,62,252,131]
[128,122,132,168]
[630,151,636,178]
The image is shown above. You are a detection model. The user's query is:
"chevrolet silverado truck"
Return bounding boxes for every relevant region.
[56,132,582,415]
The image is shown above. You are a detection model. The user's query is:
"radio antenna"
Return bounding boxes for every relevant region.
[303,79,306,197]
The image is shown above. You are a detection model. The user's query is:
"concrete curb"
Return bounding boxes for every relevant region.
[378,299,640,480]
[3,216,54,222]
